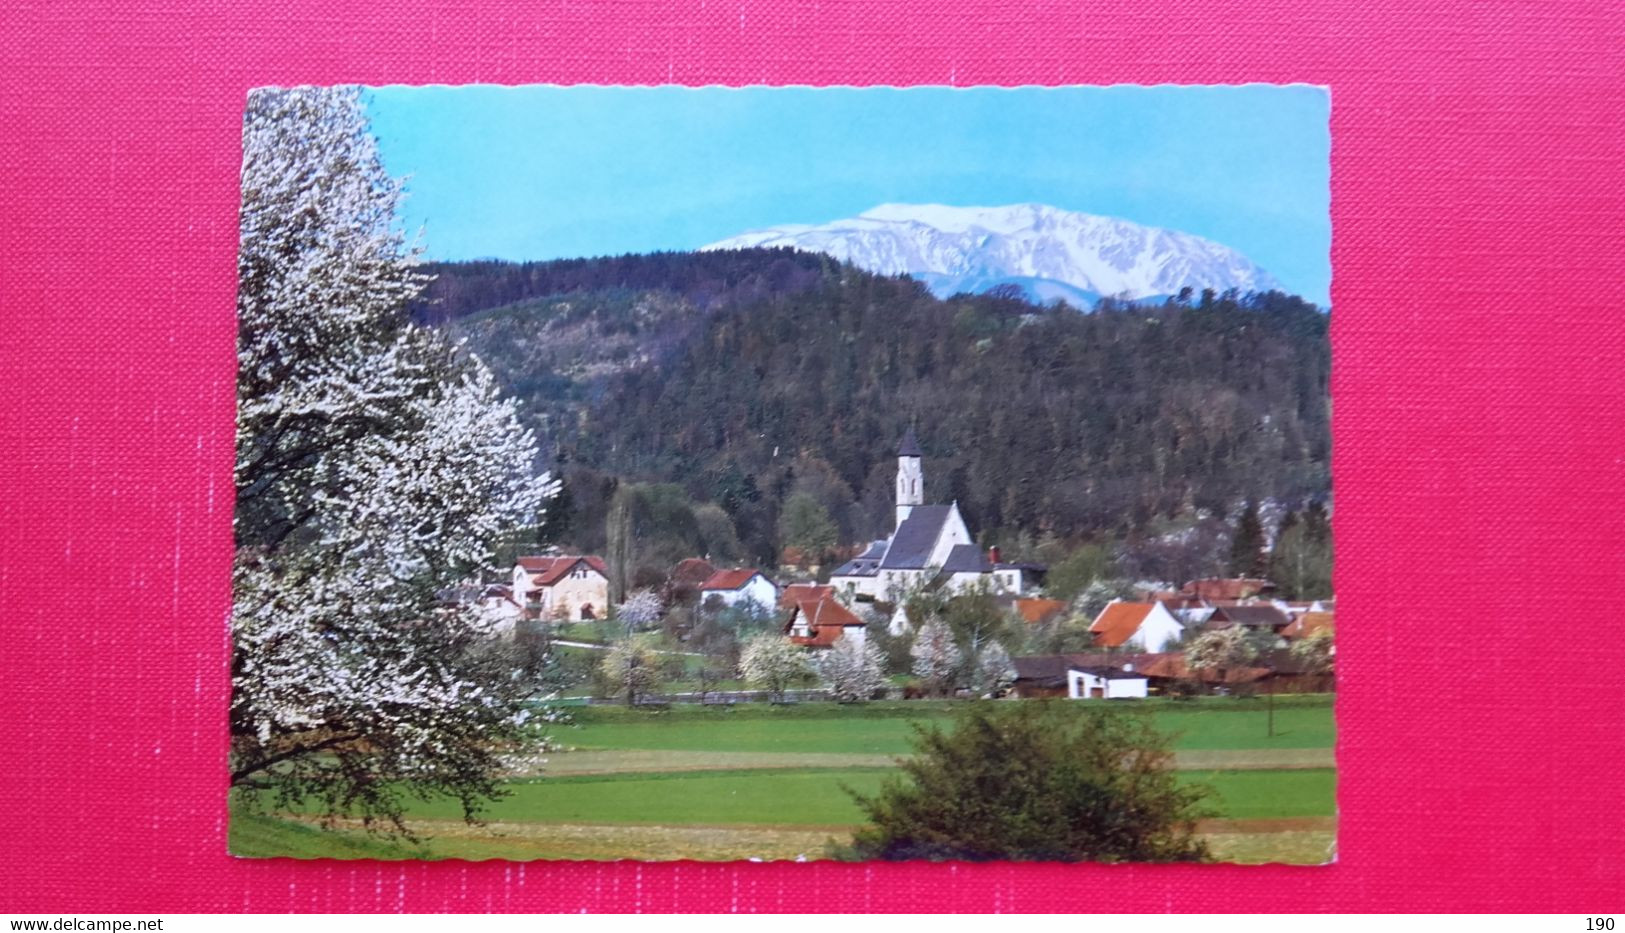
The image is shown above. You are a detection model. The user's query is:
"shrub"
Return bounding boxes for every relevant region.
[846,702,1211,862]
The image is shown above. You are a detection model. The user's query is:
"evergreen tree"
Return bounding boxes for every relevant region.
[1228,500,1266,577]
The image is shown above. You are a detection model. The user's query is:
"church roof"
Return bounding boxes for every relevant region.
[832,539,893,577]
[878,505,954,570]
[940,544,992,574]
[897,427,923,458]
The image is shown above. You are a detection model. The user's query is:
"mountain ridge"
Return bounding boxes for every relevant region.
[703,202,1285,305]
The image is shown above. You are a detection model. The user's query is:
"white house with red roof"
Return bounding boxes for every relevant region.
[1088,600,1187,653]
[698,568,778,612]
[784,590,869,649]
[512,555,610,622]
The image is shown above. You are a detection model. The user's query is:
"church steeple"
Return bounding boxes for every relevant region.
[895,427,924,528]
[897,427,923,458]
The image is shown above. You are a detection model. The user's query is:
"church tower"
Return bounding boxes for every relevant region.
[895,427,924,528]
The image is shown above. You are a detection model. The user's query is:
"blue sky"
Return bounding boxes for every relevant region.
[365,85,1330,305]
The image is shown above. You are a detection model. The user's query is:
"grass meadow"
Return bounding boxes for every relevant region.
[231,696,1336,864]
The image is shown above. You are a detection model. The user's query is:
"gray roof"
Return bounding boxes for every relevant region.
[941,544,992,574]
[898,427,923,458]
[878,505,954,570]
[831,539,890,578]
[831,557,881,577]
[1215,605,1291,628]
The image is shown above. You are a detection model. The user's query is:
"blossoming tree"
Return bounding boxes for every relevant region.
[230,87,557,834]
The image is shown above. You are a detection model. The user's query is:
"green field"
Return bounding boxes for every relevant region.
[233,696,1336,864]
[557,698,1335,754]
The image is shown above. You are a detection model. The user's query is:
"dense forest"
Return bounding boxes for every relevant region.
[429,250,1330,582]
[411,248,831,324]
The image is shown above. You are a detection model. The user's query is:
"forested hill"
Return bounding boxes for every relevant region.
[434,252,1330,564]
[410,248,831,324]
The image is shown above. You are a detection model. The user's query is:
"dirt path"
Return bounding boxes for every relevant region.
[299,815,1333,863]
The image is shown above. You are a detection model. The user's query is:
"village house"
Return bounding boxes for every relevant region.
[779,582,835,610]
[829,428,1045,602]
[1280,610,1334,641]
[1180,577,1277,603]
[1088,600,1188,653]
[1068,666,1150,699]
[784,589,868,649]
[472,583,525,633]
[698,568,778,612]
[1013,597,1069,626]
[664,557,717,606]
[1203,604,1293,640]
[512,555,610,622]
[1009,654,1149,699]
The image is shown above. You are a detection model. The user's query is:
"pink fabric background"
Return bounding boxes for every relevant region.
[3,0,1622,913]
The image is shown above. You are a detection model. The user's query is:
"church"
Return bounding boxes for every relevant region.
[829,428,1043,604]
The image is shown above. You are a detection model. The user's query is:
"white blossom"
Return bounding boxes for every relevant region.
[1186,626,1258,677]
[616,589,664,632]
[972,640,1016,697]
[738,633,813,703]
[909,617,962,697]
[230,87,557,831]
[817,637,888,702]
[598,635,664,705]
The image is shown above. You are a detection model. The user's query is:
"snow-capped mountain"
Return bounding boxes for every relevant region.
[702,203,1283,306]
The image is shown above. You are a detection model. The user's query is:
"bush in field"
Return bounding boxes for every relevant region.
[909,618,962,697]
[817,637,888,703]
[845,702,1211,862]
[738,633,813,703]
[599,635,664,705]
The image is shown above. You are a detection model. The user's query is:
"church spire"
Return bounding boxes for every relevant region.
[895,427,924,528]
[898,426,923,458]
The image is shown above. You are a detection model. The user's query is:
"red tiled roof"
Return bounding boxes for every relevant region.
[1089,602,1157,648]
[1180,578,1275,600]
[700,568,764,591]
[517,555,608,586]
[668,558,717,588]
[1137,654,1269,685]
[784,595,864,648]
[1014,598,1068,625]
[778,583,833,611]
[1281,611,1334,640]
[791,597,863,629]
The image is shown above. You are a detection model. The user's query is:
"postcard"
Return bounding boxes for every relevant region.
[229,84,1332,863]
